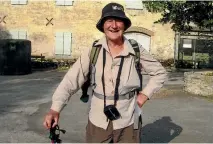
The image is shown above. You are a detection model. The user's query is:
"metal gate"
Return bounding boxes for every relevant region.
[175,32,213,69]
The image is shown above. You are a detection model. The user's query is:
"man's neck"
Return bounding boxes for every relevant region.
[106,37,124,58]
[107,37,124,49]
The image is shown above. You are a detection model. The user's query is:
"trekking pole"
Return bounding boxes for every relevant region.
[49,121,66,144]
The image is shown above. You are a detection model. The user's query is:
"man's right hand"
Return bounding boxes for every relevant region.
[43,109,60,129]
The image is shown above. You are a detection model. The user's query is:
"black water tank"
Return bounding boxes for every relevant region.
[0,39,31,75]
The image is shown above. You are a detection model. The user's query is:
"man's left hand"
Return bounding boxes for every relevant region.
[137,93,148,108]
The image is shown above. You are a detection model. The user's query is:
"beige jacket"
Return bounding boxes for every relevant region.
[51,36,167,130]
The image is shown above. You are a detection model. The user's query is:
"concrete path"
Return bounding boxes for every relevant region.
[0,70,212,143]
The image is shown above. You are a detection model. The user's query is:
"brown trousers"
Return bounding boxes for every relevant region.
[86,120,142,143]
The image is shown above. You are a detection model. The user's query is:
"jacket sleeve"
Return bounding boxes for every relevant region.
[50,47,91,112]
[139,45,167,99]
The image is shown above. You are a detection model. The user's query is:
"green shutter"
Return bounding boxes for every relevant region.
[65,0,73,6]
[63,32,72,55]
[11,0,19,4]
[55,32,64,55]
[56,0,65,6]
[10,30,19,39]
[125,0,143,9]
[19,0,27,5]
[11,0,27,5]
[18,30,27,39]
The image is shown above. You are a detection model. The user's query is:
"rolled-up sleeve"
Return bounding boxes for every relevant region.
[139,46,167,99]
[51,47,91,112]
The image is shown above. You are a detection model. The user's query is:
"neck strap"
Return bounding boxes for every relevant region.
[102,49,124,107]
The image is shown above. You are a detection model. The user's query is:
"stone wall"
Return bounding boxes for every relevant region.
[0,0,175,60]
[184,71,213,96]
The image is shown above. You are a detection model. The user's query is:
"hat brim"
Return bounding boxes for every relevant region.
[96,12,131,32]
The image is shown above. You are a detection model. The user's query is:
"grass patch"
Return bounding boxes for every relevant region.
[184,91,213,102]
[57,66,70,71]
[152,86,213,103]
[200,94,213,102]
[204,72,213,76]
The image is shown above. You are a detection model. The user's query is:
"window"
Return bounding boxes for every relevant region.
[55,0,74,6]
[183,39,192,49]
[125,0,143,10]
[11,0,28,5]
[55,32,72,55]
[10,30,27,39]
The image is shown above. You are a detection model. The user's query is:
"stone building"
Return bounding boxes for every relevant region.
[0,0,175,60]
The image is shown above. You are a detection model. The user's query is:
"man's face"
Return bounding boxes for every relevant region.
[103,17,125,41]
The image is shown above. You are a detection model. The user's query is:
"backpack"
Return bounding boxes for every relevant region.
[80,39,142,103]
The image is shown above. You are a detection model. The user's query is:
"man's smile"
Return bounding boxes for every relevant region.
[109,29,119,33]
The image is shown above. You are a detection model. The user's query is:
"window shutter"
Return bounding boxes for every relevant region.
[19,0,27,5]
[18,30,27,39]
[10,30,19,39]
[11,0,19,5]
[56,0,65,6]
[64,0,73,6]
[63,32,72,55]
[125,0,143,10]
[55,32,64,55]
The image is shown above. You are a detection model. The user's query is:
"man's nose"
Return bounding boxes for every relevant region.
[111,20,118,28]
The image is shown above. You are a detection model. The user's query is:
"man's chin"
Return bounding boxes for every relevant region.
[107,35,122,40]
[108,37,122,41]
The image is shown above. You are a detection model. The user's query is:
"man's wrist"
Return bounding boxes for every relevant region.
[50,109,60,114]
[138,92,149,101]
[137,92,148,108]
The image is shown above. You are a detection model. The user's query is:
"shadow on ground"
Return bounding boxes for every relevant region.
[141,116,182,143]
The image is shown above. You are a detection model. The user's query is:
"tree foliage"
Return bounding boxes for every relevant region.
[143,1,213,32]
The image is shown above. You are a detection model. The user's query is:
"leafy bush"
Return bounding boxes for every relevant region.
[175,60,193,68]
[55,59,77,68]
[159,58,174,67]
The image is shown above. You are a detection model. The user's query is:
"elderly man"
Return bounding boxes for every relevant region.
[43,2,167,143]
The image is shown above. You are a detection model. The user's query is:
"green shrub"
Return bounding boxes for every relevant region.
[205,72,213,76]
[159,58,174,67]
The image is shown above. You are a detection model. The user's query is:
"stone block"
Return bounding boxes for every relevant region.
[184,71,213,96]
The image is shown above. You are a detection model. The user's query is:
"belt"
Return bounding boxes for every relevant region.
[93,91,136,100]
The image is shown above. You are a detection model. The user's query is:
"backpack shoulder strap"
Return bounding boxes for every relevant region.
[90,40,101,65]
[128,39,140,65]
[80,40,101,103]
[128,39,142,91]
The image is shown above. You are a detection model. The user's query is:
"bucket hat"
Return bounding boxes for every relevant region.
[96,2,131,32]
